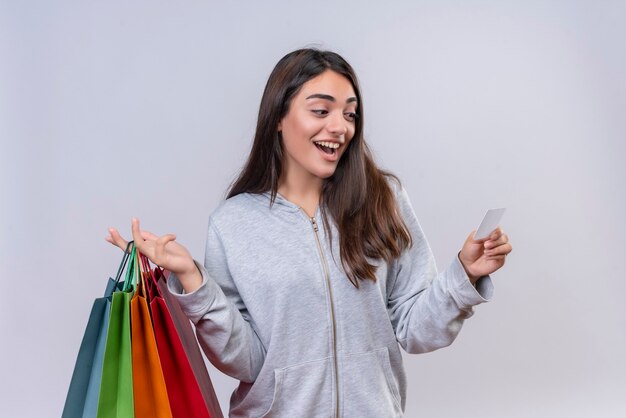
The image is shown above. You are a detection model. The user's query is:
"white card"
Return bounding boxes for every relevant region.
[474,208,506,240]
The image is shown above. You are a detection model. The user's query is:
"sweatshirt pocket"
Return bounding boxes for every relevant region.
[261,356,333,418]
[341,347,402,417]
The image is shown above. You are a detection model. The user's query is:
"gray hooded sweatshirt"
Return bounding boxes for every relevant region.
[167,179,493,418]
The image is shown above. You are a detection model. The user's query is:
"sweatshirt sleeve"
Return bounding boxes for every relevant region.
[387,183,494,354]
[166,218,266,383]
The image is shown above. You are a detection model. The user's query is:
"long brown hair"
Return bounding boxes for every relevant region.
[228,48,412,287]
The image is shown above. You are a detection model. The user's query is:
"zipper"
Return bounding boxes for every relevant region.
[306,213,340,418]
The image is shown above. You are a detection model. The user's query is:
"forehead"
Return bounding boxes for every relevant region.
[298,70,356,100]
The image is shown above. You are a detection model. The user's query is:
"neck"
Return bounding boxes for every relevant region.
[277,171,322,218]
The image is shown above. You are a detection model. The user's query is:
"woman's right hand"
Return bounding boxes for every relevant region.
[105,218,203,292]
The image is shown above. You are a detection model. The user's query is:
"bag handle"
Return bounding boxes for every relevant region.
[135,248,149,298]
[138,254,156,301]
[139,254,149,299]
[139,253,164,299]
[122,245,137,292]
[113,241,134,286]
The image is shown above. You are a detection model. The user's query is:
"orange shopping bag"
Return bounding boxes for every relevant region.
[131,249,172,418]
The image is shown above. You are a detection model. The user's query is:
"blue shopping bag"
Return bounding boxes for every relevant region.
[62,244,131,418]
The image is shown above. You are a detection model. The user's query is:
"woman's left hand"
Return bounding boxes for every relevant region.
[458,227,512,284]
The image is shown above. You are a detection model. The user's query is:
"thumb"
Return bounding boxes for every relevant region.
[467,230,484,244]
[461,230,484,260]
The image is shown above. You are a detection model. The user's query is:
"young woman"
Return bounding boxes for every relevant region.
[107,48,512,417]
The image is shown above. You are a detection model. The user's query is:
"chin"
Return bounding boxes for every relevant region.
[313,168,338,179]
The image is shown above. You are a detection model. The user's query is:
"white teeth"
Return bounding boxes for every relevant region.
[314,141,340,149]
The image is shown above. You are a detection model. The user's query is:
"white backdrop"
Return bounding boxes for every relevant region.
[2,1,625,417]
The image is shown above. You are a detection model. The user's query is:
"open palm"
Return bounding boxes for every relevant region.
[106,218,196,277]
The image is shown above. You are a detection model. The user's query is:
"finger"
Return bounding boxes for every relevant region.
[131,218,145,249]
[486,254,506,262]
[488,226,504,241]
[467,230,484,243]
[140,230,159,240]
[106,227,129,250]
[485,243,512,256]
[470,229,496,244]
[485,233,509,249]
[154,234,177,262]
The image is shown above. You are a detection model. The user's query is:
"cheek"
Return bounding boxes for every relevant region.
[299,118,324,137]
[282,115,321,140]
[346,126,356,142]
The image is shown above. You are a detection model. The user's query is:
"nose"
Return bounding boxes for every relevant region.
[326,112,348,137]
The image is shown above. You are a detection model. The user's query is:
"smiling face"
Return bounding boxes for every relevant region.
[277,70,358,189]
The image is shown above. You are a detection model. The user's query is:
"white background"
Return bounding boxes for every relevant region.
[1,1,625,417]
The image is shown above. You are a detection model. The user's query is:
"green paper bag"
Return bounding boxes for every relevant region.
[97,245,137,418]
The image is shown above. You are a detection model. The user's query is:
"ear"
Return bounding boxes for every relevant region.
[277,121,282,132]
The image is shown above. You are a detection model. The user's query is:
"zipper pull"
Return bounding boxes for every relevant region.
[310,217,319,232]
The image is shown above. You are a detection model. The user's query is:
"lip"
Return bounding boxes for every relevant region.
[314,139,343,146]
[313,141,340,162]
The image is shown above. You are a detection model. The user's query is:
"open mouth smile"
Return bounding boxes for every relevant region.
[313,140,340,159]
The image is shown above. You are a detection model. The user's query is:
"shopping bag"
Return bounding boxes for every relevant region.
[97,245,137,418]
[157,269,224,418]
[62,245,130,418]
[131,251,172,418]
[141,255,212,418]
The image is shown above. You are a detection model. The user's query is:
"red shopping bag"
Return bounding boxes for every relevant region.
[156,269,223,418]
[140,255,213,418]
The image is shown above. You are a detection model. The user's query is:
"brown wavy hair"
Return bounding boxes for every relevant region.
[227,48,412,287]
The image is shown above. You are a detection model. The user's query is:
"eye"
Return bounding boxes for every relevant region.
[344,112,358,122]
[311,109,328,116]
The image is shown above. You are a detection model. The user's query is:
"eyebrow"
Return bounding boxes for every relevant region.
[305,93,358,103]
